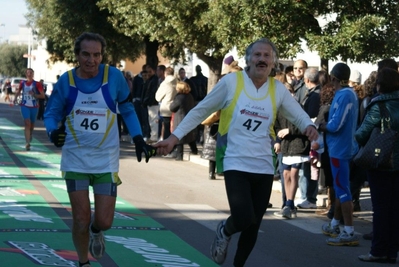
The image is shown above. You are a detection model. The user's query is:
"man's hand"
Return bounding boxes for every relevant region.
[49,126,67,147]
[318,123,327,132]
[274,143,281,154]
[277,128,289,139]
[153,134,179,155]
[133,135,156,163]
[303,125,318,142]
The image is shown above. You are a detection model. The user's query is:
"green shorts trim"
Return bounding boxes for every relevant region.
[62,171,122,186]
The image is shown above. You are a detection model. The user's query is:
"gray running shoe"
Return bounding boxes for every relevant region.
[321,222,340,237]
[273,208,285,217]
[290,207,297,218]
[327,231,359,246]
[89,217,105,259]
[274,206,297,219]
[282,206,297,219]
[210,220,231,264]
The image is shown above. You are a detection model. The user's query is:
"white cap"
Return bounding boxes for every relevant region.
[349,70,362,84]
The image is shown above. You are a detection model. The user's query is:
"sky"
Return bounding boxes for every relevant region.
[0,0,28,42]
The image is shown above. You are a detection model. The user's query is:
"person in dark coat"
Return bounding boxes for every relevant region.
[273,109,310,219]
[169,81,197,160]
[357,67,399,263]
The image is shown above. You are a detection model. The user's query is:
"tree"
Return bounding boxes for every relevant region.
[25,0,144,66]
[306,0,399,63]
[98,0,227,89]
[99,0,323,89]
[0,43,28,77]
[27,0,399,84]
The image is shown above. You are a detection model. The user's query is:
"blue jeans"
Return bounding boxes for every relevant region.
[298,162,318,204]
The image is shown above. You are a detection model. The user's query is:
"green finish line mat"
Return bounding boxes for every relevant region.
[0,118,217,267]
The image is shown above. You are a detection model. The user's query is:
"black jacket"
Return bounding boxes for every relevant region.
[190,73,208,101]
[294,78,307,104]
[142,74,159,106]
[275,112,310,157]
[182,78,198,102]
[170,92,196,144]
[302,84,321,118]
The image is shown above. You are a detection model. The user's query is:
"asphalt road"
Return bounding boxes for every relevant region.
[0,101,381,267]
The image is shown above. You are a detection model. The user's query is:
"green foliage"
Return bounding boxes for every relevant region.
[98,0,224,68]
[204,0,320,59]
[25,0,144,65]
[0,44,28,77]
[307,0,399,63]
[27,0,399,76]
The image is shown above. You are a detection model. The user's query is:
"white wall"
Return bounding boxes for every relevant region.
[30,40,72,82]
[294,39,379,84]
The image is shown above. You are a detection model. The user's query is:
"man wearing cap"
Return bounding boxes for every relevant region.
[349,70,362,87]
[318,62,359,246]
[221,55,235,75]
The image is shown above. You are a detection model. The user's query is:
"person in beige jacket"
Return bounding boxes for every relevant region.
[156,66,177,140]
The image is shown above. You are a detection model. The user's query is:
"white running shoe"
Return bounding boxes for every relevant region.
[210,220,231,264]
[89,215,105,259]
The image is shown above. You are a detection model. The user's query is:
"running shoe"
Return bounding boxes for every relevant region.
[358,254,388,263]
[274,206,297,219]
[327,231,359,246]
[89,216,105,259]
[297,200,317,209]
[210,220,231,264]
[273,209,285,218]
[321,222,340,237]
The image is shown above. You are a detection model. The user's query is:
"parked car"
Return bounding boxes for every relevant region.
[10,77,25,93]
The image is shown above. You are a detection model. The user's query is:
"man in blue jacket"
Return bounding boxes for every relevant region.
[319,62,359,246]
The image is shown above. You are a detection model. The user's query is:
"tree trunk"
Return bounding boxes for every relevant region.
[320,58,328,72]
[196,54,223,94]
[145,36,159,67]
